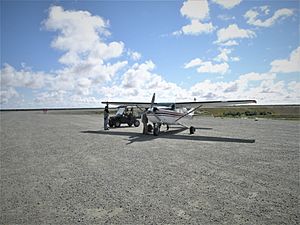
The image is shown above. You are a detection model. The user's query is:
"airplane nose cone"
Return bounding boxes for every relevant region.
[147,107,158,114]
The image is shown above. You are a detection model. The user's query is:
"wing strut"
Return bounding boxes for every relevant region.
[175,105,203,122]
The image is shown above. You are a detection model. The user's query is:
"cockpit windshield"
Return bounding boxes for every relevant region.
[116,107,125,116]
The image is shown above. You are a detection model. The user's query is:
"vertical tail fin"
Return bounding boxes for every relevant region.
[150,93,155,108]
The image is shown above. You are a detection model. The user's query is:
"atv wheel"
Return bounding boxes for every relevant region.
[134,120,140,127]
[115,121,121,127]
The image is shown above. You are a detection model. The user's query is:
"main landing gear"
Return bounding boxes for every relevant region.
[147,123,161,136]
[149,124,196,136]
[147,123,160,136]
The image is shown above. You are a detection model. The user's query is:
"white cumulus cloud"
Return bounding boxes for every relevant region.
[214,48,232,62]
[270,47,300,73]
[174,0,215,36]
[189,71,299,103]
[1,63,48,89]
[244,7,294,27]
[44,6,124,66]
[122,61,156,88]
[128,50,142,61]
[185,58,229,74]
[1,6,129,107]
[196,61,229,74]
[184,58,203,68]
[100,67,299,104]
[219,40,239,46]
[101,61,190,102]
[212,0,242,9]
[77,77,92,96]
[0,87,19,104]
[216,24,256,44]
[44,6,109,53]
[181,20,215,35]
[180,0,209,20]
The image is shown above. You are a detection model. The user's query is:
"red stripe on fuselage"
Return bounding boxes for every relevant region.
[152,109,184,116]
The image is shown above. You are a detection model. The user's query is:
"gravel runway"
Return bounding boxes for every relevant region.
[1,111,299,224]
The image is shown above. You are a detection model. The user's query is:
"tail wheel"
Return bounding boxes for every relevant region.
[190,126,196,134]
[134,120,140,127]
[115,121,121,127]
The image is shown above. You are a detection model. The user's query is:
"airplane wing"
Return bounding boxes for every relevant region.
[174,99,257,109]
[102,99,256,109]
[101,101,154,109]
[173,99,256,128]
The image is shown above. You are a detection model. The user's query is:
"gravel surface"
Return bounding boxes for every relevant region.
[1,111,299,224]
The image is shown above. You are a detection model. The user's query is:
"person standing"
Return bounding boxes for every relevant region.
[142,111,148,134]
[104,105,109,130]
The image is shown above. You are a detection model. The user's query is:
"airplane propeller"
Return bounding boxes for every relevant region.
[134,93,155,113]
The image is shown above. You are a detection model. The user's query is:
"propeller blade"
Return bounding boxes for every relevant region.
[150,93,155,108]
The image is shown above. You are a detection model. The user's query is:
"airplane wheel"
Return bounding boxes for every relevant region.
[134,120,140,127]
[154,127,160,136]
[115,121,121,127]
[147,124,153,132]
[190,126,195,134]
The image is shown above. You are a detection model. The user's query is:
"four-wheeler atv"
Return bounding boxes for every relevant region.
[109,106,140,128]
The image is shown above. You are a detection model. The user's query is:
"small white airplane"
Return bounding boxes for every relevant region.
[102,93,256,136]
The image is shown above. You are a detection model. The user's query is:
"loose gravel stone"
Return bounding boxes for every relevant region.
[1,111,299,224]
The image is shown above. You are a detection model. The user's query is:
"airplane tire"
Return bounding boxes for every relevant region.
[154,127,159,136]
[147,124,153,132]
[134,120,140,127]
[115,121,121,127]
[190,126,195,134]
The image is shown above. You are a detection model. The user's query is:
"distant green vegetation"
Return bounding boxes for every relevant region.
[196,105,300,120]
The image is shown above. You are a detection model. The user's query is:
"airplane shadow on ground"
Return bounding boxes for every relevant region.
[81,127,255,145]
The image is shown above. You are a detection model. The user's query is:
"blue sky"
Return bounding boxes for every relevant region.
[1,0,299,108]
